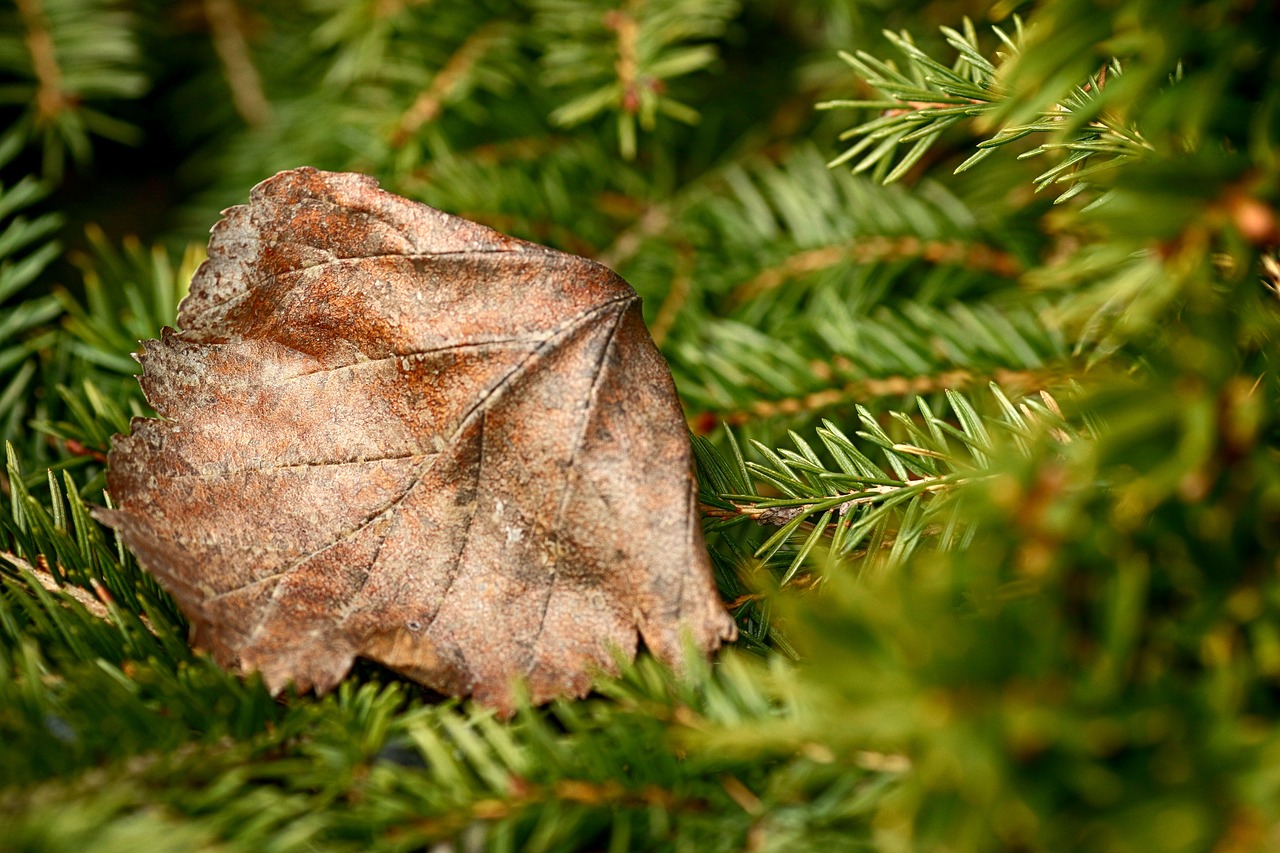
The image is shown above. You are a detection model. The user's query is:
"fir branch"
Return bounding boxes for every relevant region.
[729,235,1021,305]
[201,0,272,127]
[691,366,1063,430]
[1,549,154,633]
[14,0,64,126]
[402,136,648,256]
[3,549,106,618]
[594,196,670,268]
[820,18,1152,201]
[697,386,1077,585]
[675,292,1072,429]
[389,20,507,147]
[647,241,692,346]
[536,0,739,158]
[58,228,197,377]
[0,172,61,454]
[1,0,147,175]
[608,3,639,117]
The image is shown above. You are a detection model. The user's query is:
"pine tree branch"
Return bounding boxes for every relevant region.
[821,19,1152,200]
[729,236,1021,305]
[3,550,103,616]
[4,0,146,174]
[1,550,155,632]
[390,21,506,147]
[691,366,1062,430]
[696,387,1078,584]
[202,0,272,127]
[537,0,737,158]
[606,4,641,116]
[648,242,693,345]
[14,0,65,126]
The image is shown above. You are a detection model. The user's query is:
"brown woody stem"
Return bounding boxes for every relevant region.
[730,238,1021,305]
[606,4,640,111]
[649,243,694,346]
[203,0,272,127]
[692,366,1057,431]
[1,551,154,632]
[15,0,65,124]
[391,22,503,147]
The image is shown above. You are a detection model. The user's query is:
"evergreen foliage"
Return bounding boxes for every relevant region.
[2,0,1278,850]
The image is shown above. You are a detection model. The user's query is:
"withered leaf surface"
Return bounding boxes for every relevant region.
[96,168,735,709]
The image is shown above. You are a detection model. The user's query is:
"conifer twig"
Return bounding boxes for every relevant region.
[15,0,64,124]
[203,0,272,127]
[402,776,710,839]
[596,201,671,269]
[692,366,1057,430]
[649,243,693,346]
[3,551,106,618]
[391,22,504,147]
[715,479,956,527]
[1,550,153,632]
[730,238,1021,304]
[606,4,640,112]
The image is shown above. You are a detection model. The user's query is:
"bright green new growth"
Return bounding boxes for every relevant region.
[2,0,1279,850]
[821,17,1152,201]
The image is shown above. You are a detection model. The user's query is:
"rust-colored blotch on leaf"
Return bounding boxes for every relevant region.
[96,168,736,711]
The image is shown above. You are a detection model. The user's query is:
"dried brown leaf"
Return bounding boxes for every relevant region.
[95,168,735,711]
